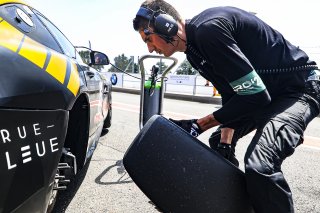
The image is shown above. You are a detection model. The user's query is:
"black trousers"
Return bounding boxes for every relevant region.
[209,91,319,212]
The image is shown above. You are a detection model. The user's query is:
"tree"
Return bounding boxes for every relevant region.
[108,54,138,73]
[78,50,90,64]
[127,56,139,73]
[175,59,198,75]
[156,60,168,74]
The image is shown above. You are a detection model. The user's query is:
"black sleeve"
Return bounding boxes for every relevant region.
[195,18,271,124]
[214,91,271,124]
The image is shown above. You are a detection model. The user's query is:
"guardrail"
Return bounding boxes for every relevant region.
[103,72,220,97]
[104,72,320,117]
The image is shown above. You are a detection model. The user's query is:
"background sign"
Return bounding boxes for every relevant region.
[166,75,196,86]
[103,72,123,87]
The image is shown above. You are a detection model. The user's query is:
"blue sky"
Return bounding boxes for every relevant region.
[26,0,320,66]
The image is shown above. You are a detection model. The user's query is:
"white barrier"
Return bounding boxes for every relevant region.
[166,75,196,86]
[102,72,216,97]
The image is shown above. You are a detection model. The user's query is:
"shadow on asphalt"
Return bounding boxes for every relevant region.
[95,160,133,185]
[52,158,91,213]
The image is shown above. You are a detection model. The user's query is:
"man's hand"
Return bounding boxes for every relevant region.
[215,142,239,167]
[216,142,232,159]
[209,128,239,167]
[169,118,203,137]
[217,128,234,159]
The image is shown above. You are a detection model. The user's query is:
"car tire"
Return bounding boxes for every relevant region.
[46,170,59,213]
[103,106,112,128]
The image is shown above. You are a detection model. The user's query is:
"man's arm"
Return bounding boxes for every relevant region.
[197,115,234,145]
[169,114,220,137]
[196,114,220,131]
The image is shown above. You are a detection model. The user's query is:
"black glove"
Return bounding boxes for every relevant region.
[216,143,232,159]
[216,142,239,167]
[169,118,203,137]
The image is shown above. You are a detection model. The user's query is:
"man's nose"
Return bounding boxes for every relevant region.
[147,43,154,53]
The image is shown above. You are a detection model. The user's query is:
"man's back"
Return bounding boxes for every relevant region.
[186,6,316,97]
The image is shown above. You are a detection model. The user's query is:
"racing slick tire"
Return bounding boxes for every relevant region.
[123,115,254,213]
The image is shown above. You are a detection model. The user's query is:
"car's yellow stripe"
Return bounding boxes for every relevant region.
[67,62,80,96]
[0,20,24,52]
[0,19,79,96]
[0,0,27,5]
[46,51,67,84]
[18,36,47,68]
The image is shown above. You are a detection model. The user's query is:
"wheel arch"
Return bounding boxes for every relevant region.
[64,93,90,171]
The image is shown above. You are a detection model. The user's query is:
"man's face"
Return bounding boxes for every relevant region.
[139,30,176,57]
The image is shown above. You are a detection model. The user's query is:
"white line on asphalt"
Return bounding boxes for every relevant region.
[113,101,320,150]
[301,145,320,151]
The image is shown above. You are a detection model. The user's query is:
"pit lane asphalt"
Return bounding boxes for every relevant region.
[53,92,320,213]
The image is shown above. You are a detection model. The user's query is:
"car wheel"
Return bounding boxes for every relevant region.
[46,170,59,213]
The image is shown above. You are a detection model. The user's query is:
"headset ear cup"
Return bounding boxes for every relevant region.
[154,13,178,37]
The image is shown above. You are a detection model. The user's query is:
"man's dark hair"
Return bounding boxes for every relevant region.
[133,0,182,31]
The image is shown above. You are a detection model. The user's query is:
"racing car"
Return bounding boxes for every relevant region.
[0,0,112,212]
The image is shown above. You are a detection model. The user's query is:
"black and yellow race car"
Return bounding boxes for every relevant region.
[0,0,112,212]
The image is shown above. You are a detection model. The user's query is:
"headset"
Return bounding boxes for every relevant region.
[135,6,178,43]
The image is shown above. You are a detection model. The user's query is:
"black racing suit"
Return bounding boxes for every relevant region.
[185,6,319,213]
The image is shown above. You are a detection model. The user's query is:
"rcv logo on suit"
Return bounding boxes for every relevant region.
[231,71,266,95]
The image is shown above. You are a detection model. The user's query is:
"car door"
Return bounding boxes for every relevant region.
[33,10,103,136]
[81,64,103,135]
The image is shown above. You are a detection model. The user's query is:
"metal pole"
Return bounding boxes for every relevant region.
[131,56,134,73]
[193,75,197,96]
[121,73,124,88]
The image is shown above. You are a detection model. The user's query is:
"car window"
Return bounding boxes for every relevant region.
[33,10,76,58]
[0,4,62,53]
